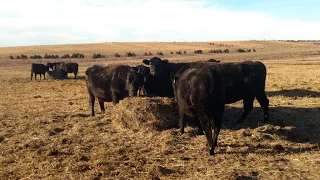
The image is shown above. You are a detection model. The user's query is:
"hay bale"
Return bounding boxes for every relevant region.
[48,69,68,79]
[111,97,179,131]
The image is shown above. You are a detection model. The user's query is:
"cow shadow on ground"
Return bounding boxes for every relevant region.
[221,106,320,144]
[266,89,320,98]
[50,75,85,80]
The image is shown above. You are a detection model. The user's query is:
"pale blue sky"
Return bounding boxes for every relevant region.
[0,0,320,47]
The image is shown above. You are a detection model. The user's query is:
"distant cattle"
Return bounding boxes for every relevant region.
[143,58,269,123]
[92,53,105,59]
[9,55,14,59]
[85,65,145,116]
[125,52,136,57]
[194,50,203,54]
[156,52,164,56]
[71,53,84,58]
[115,53,120,57]
[144,52,153,56]
[59,62,79,79]
[236,48,246,53]
[46,62,78,79]
[176,51,182,55]
[172,64,225,155]
[30,55,42,59]
[46,62,61,70]
[223,49,229,53]
[44,54,59,59]
[61,54,71,59]
[20,54,28,59]
[31,63,49,80]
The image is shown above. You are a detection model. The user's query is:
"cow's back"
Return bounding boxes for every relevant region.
[85,65,131,102]
[32,64,48,74]
[217,61,267,103]
[175,65,225,116]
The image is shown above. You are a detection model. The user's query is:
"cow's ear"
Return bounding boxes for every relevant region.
[163,59,169,64]
[143,59,150,65]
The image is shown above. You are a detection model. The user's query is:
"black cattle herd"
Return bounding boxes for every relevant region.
[31,62,78,80]
[30,57,269,156]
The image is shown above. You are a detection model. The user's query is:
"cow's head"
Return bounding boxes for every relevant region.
[135,65,150,77]
[126,67,146,97]
[46,62,56,70]
[142,57,168,77]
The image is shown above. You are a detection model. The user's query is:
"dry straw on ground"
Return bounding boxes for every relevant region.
[111,97,179,131]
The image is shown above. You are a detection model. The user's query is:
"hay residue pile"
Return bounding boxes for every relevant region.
[111,97,179,131]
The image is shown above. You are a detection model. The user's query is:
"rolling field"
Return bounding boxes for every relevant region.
[0,41,319,179]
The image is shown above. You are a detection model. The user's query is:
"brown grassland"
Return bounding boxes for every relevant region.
[0,41,319,179]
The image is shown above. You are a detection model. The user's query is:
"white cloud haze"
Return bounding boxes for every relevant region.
[1,0,320,46]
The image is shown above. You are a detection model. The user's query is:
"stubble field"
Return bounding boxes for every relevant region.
[0,41,319,179]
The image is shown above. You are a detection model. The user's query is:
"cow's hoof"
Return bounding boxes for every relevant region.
[209,149,215,156]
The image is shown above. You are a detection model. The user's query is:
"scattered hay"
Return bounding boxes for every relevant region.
[111,97,179,131]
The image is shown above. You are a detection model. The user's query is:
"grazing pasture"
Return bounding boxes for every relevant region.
[0,41,319,179]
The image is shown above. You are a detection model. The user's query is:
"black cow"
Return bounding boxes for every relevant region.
[216,61,269,123]
[142,57,191,97]
[143,58,269,123]
[135,65,157,96]
[85,65,145,116]
[47,62,78,79]
[172,64,225,155]
[46,62,61,70]
[31,63,49,80]
[59,62,78,79]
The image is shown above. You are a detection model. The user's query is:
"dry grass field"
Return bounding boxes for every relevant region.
[0,41,319,179]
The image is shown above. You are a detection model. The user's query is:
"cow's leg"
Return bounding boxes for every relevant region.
[88,92,95,116]
[179,110,187,134]
[237,96,255,123]
[212,105,224,153]
[74,72,77,79]
[35,74,37,80]
[199,114,214,155]
[43,73,46,80]
[111,92,120,105]
[196,117,204,135]
[31,72,33,80]
[98,100,105,114]
[40,74,42,80]
[256,90,270,123]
